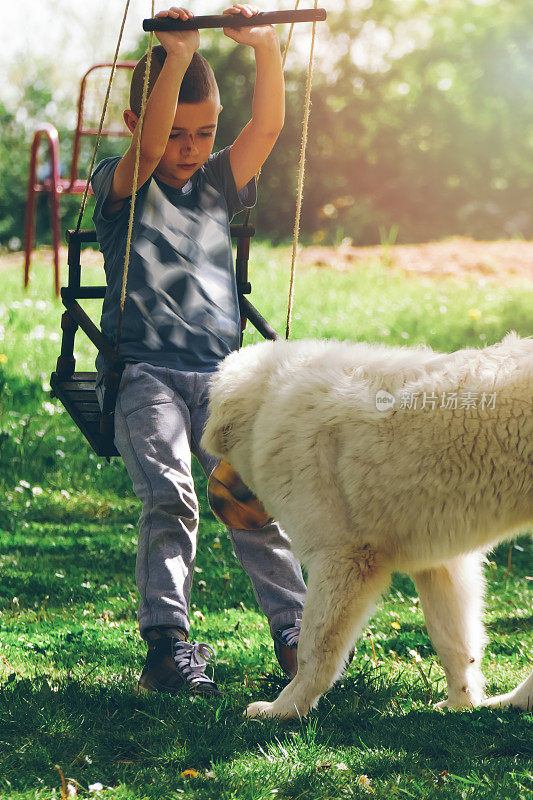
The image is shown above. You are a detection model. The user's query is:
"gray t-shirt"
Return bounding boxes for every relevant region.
[91,147,256,373]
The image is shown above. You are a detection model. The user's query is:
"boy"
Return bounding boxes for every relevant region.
[91,5,306,697]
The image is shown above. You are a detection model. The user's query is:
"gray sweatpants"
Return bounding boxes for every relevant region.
[110,362,306,639]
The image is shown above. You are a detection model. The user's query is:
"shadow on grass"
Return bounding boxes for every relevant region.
[488,615,533,634]
[1,673,532,795]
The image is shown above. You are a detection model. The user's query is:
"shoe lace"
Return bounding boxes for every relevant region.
[172,640,217,687]
[278,620,301,648]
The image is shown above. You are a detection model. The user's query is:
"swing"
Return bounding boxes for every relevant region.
[50,3,325,522]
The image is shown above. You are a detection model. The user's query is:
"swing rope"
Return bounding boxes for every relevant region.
[75,0,319,356]
[285,0,318,340]
[282,0,299,70]
[117,0,155,347]
[75,0,132,233]
[243,1,298,208]
[243,0,318,340]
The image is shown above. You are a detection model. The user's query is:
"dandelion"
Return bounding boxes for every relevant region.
[181,769,200,778]
[390,621,401,630]
[468,308,482,319]
[29,324,46,340]
[0,353,7,364]
[358,774,373,792]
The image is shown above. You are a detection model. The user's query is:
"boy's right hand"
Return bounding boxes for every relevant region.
[153,8,199,59]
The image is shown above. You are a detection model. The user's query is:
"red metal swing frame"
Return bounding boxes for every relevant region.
[23,62,136,296]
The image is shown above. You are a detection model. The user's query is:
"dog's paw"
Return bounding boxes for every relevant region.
[245,700,301,720]
[434,699,454,711]
[433,697,480,711]
[435,684,485,710]
[246,701,277,718]
[434,697,474,711]
[481,691,531,712]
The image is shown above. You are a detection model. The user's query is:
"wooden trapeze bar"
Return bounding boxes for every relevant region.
[143,9,327,32]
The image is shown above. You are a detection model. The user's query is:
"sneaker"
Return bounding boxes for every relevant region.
[138,630,222,697]
[273,623,355,681]
[273,621,301,679]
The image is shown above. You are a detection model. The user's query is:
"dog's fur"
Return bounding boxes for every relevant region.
[201,333,533,718]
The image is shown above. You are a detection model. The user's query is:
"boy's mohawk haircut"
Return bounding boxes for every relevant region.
[129,45,218,116]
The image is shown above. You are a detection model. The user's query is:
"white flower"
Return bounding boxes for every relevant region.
[88,782,104,793]
[32,486,43,496]
[29,325,46,340]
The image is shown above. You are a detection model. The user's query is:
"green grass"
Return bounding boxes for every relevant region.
[0,246,532,799]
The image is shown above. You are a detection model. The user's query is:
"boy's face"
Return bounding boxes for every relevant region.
[155,95,221,188]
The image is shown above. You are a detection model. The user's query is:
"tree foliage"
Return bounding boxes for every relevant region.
[4,0,533,247]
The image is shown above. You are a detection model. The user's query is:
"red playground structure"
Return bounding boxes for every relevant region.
[23,62,135,296]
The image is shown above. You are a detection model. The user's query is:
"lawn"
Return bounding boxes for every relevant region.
[0,244,532,800]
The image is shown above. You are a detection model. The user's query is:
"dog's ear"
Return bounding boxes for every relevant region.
[221,424,233,450]
[201,415,233,458]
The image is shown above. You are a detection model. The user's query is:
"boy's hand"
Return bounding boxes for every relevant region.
[222,4,277,48]
[154,7,199,59]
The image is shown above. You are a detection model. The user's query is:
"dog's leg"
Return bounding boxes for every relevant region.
[481,666,533,711]
[246,545,389,720]
[413,552,486,709]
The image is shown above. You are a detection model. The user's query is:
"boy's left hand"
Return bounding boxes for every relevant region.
[222,4,277,47]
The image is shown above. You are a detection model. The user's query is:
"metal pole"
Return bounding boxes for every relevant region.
[143,9,327,31]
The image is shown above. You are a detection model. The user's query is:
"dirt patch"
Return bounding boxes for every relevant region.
[297,237,533,286]
[8,246,104,271]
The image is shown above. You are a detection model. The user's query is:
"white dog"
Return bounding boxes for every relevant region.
[201,333,533,719]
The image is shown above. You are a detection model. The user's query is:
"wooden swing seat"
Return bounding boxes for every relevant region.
[50,371,116,457]
[50,226,280,459]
